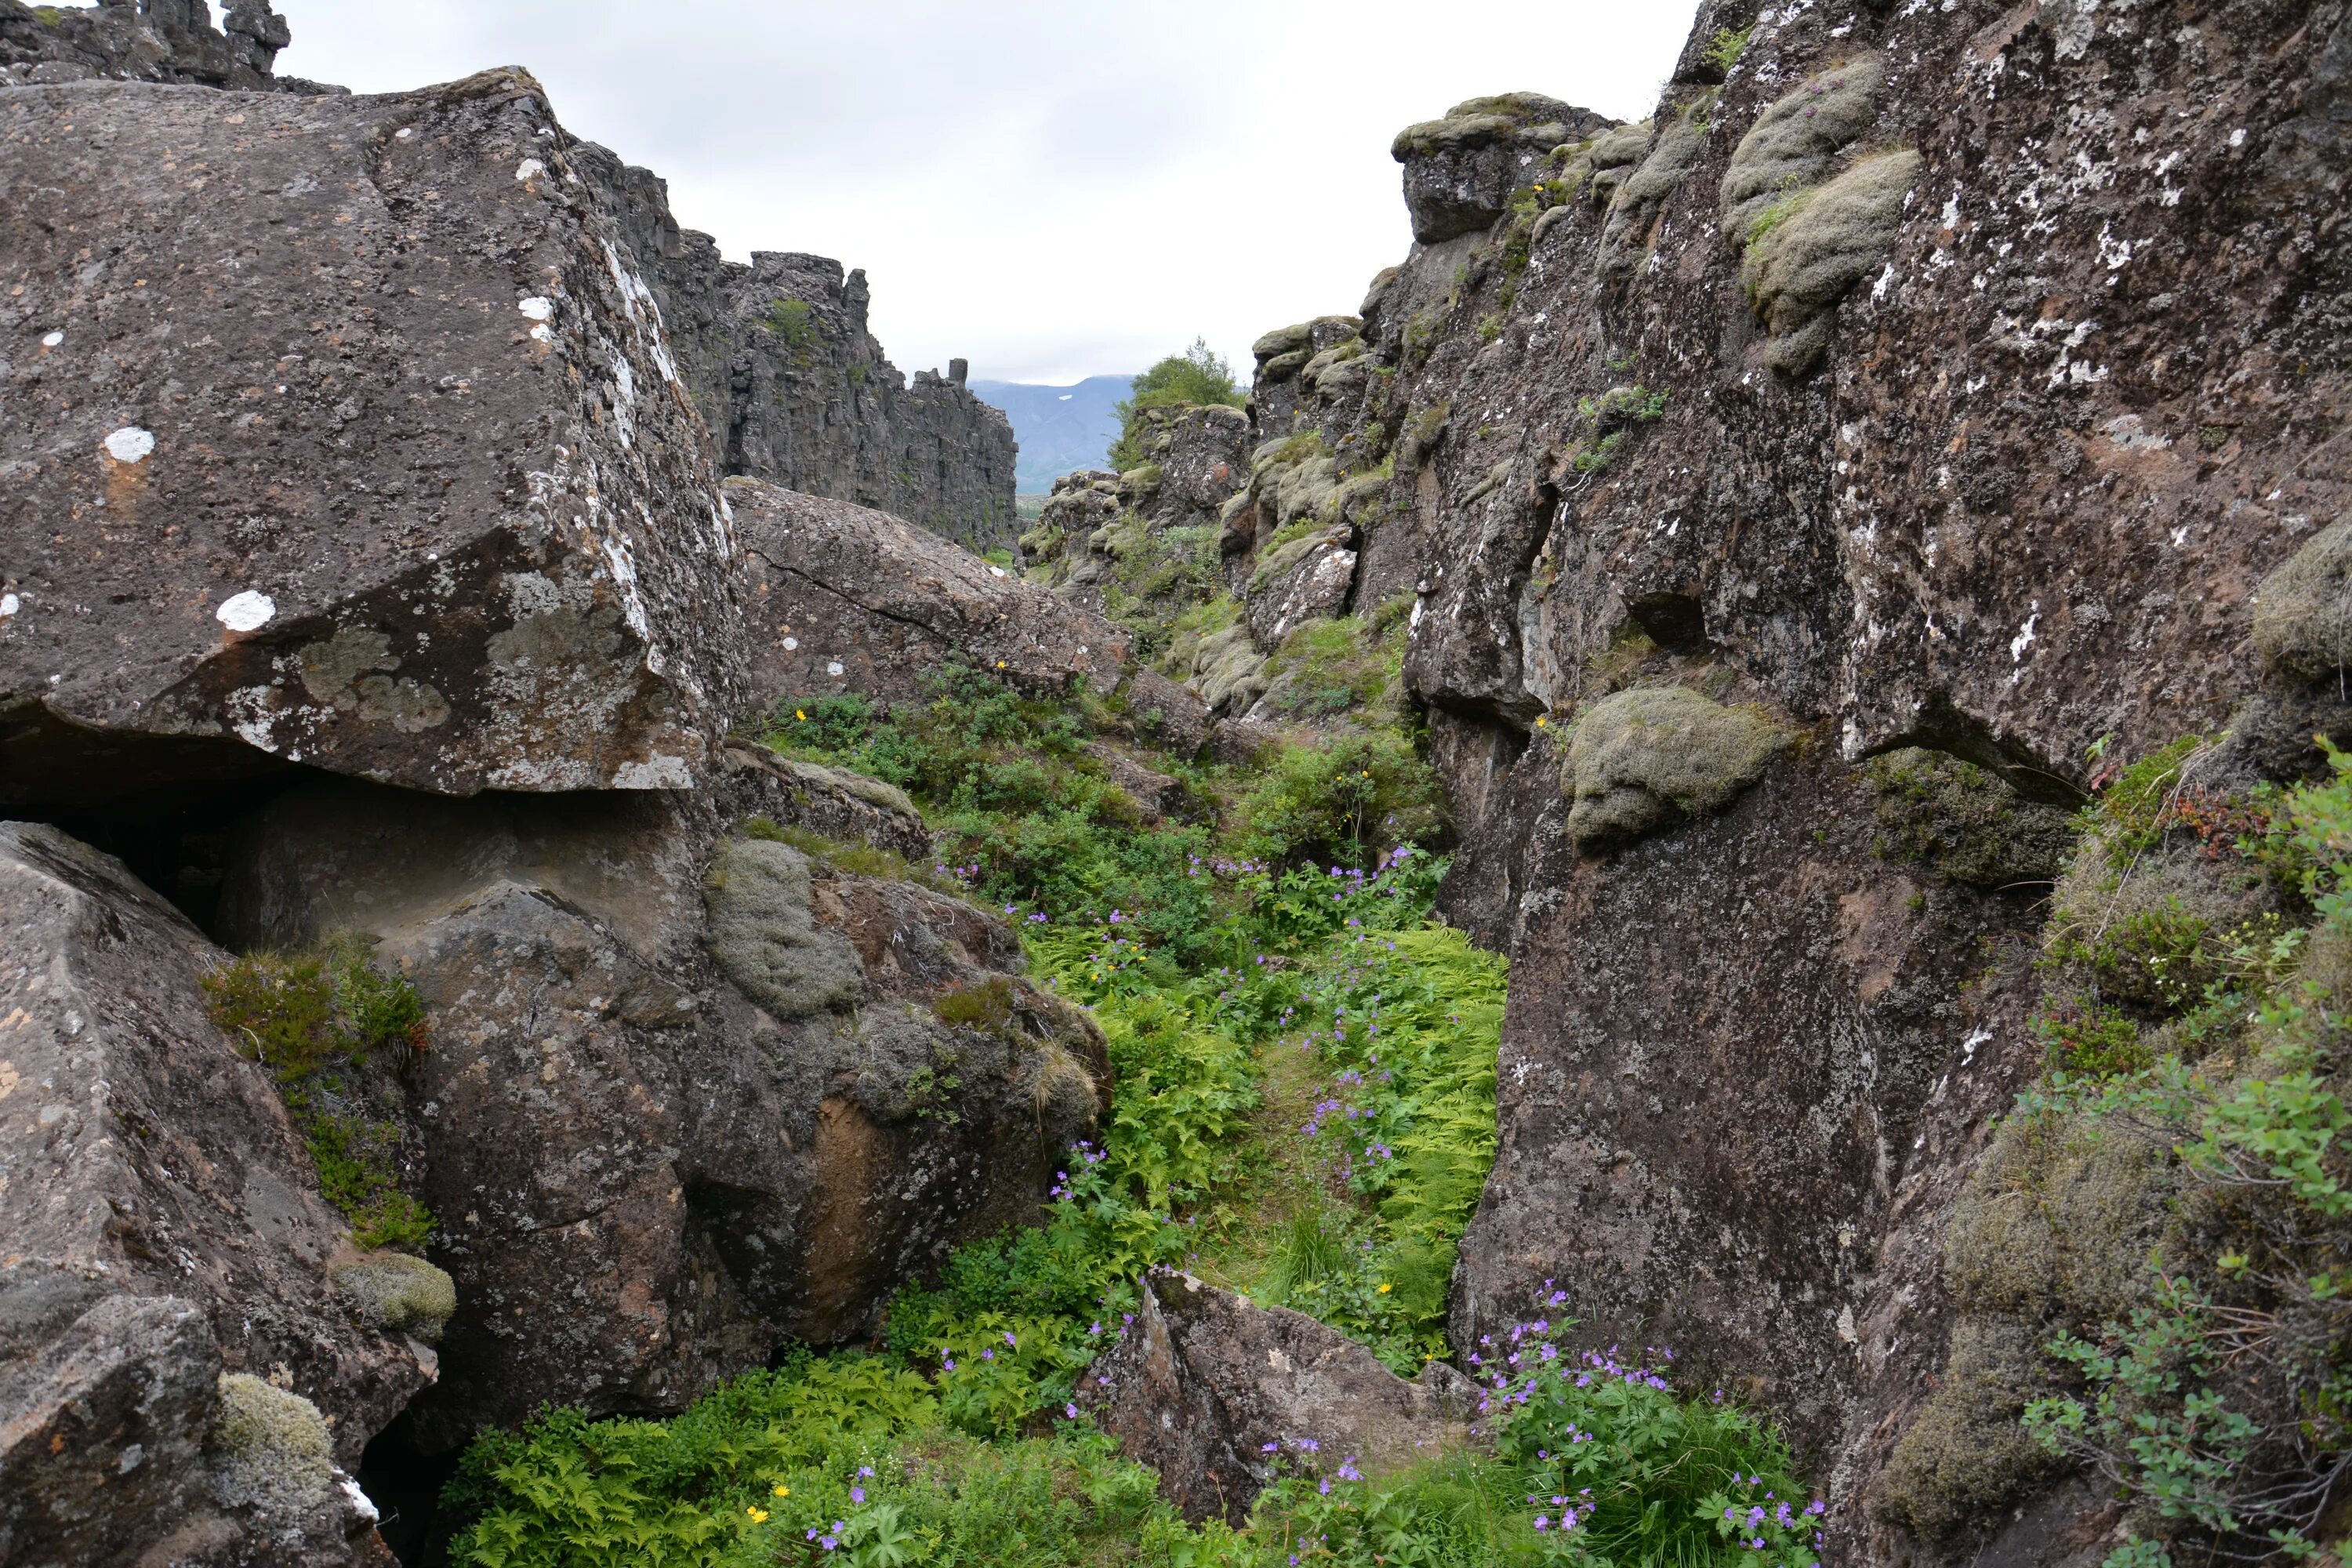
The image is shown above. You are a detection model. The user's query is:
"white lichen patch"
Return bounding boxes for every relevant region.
[216,590,276,633]
[103,426,155,463]
[41,330,62,348]
[0,593,18,617]
[514,157,546,182]
[517,296,554,321]
[614,755,695,789]
[608,350,636,448]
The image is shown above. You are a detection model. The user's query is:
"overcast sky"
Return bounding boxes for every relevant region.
[270,2,1698,385]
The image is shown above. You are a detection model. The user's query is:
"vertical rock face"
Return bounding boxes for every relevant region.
[1208,0,2350,1561]
[0,73,747,804]
[573,155,1021,554]
[0,822,428,1568]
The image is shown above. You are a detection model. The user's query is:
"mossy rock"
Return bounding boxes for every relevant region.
[1944,1109,2175,1323]
[703,837,867,1018]
[1258,347,1312,383]
[1865,747,2077,887]
[1719,56,1886,242]
[1871,1320,2060,1541]
[212,1373,333,1515]
[1597,105,1709,280]
[779,757,917,817]
[1577,118,1655,206]
[2043,826,2281,1013]
[1559,686,1788,847]
[1251,321,1316,361]
[1740,148,1922,375]
[331,1253,457,1341]
[2252,508,2352,681]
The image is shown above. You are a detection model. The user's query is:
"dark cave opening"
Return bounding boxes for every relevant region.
[0,706,303,938]
[358,1416,466,1568]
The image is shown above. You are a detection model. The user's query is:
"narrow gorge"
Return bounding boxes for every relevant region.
[3,2,2349,1566]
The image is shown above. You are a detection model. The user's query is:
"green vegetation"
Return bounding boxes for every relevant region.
[1566,386,1669,476]
[1703,24,1755,74]
[1109,338,1245,470]
[442,662,1824,1565]
[202,945,435,1250]
[764,298,818,363]
[1882,735,2352,1559]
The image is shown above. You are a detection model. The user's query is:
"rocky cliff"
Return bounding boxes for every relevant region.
[1178,0,2351,1561]
[571,147,1020,554]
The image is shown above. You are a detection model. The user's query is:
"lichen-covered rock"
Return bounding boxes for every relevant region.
[1078,1269,1478,1523]
[1246,530,1360,652]
[704,838,868,1017]
[713,744,932,864]
[0,76,746,807]
[328,1257,458,1344]
[1559,685,1787,845]
[0,822,426,1567]
[210,775,1099,1446]
[1392,93,1617,244]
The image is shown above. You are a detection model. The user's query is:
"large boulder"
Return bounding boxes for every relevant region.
[0,73,746,809]
[729,477,1208,751]
[1077,1269,1478,1523]
[0,822,430,1567]
[212,776,1102,1448]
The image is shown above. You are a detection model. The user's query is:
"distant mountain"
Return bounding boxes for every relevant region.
[971,375,1134,493]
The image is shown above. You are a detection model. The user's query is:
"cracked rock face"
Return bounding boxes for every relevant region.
[0,74,746,808]
[0,821,427,1568]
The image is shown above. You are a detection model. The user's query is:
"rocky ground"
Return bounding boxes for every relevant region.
[4,0,2350,1565]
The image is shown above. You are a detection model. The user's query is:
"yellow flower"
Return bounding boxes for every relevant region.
[996,659,1007,669]
[773,1485,789,1497]
[794,709,807,721]
[1535,715,1548,727]
[746,1506,769,1523]
[1378,1283,1392,1294]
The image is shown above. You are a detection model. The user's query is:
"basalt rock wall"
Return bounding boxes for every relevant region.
[1208,0,2351,1562]
[572,153,1020,554]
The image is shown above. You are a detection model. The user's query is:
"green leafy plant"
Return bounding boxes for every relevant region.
[1109,338,1244,470]
[203,947,435,1250]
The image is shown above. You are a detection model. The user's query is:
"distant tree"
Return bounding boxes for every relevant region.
[1108,337,1243,470]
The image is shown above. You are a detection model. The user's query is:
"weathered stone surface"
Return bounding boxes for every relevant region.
[0,75,746,807]
[730,477,1209,750]
[212,775,1099,1446]
[1079,1269,1478,1523]
[1,0,292,92]
[0,821,426,1567]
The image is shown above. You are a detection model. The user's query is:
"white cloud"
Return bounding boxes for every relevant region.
[276,0,1697,382]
